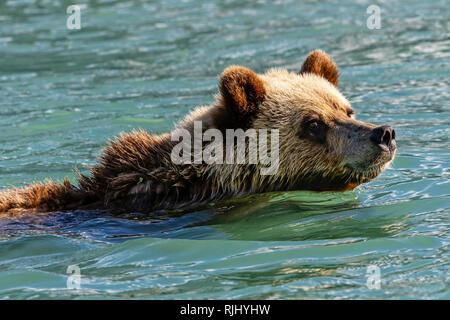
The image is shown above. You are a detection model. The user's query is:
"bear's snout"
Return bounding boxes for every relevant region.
[370,125,396,152]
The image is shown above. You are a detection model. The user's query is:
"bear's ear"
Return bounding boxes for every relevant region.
[299,50,339,87]
[219,66,265,125]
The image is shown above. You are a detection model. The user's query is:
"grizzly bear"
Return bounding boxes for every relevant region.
[0,50,396,215]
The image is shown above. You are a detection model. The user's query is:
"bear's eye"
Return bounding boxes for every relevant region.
[300,119,328,144]
[308,121,319,132]
[306,120,323,133]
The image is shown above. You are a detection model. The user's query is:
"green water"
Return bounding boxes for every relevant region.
[0,0,449,299]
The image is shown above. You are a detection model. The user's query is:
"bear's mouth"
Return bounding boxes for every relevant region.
[341,146,396,183]
[288,148,395,192]
[290,161,390,192]
[343,158,393,185]
[347,163,386,180]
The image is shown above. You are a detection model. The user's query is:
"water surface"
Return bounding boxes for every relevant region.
[0,0,449,299]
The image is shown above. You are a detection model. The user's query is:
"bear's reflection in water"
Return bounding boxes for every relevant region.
[0,189,409,242]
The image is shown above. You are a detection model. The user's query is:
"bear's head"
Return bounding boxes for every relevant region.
[176,50,396,194]
[211,50,396,192]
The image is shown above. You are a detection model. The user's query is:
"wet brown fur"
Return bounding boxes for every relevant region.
[0,50,395,216]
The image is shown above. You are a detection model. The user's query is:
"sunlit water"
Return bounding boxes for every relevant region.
[0,0,449,299]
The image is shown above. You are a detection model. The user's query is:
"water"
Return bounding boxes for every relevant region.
[0,0,449,299]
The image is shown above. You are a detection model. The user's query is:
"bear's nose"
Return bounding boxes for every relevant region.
[370,125,396,149]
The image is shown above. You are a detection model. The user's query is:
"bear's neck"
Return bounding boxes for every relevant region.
[78,128,260,212]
